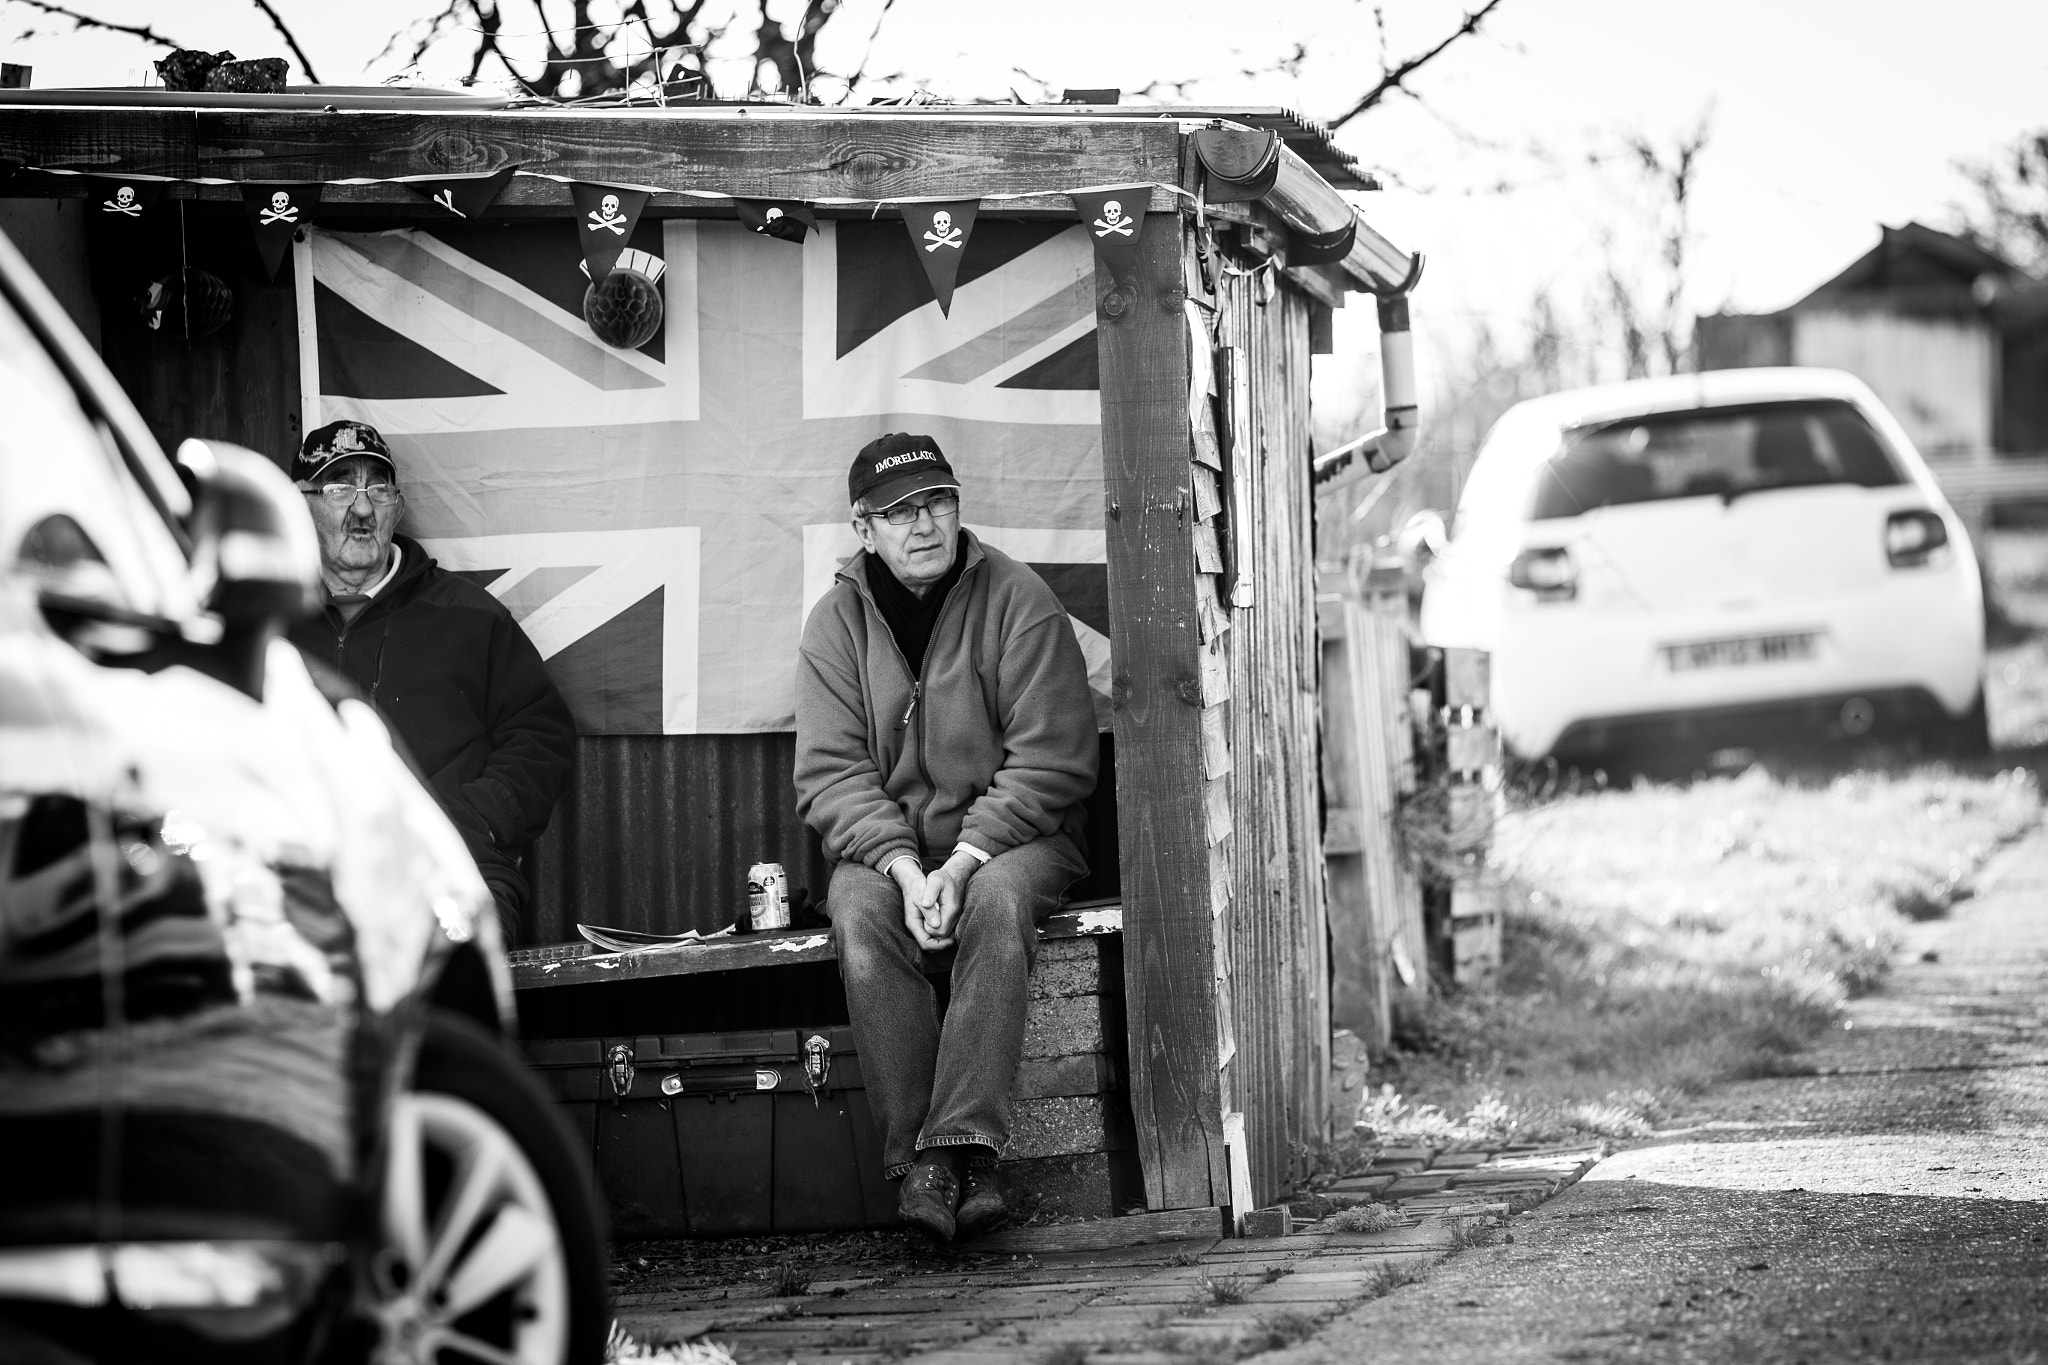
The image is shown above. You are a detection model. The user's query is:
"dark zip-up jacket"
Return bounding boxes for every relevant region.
[794,531,1098,872]
[286,535,576,914]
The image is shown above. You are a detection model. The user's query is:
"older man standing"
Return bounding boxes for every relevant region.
[285,419,576,935]
[796,433,1099,1242]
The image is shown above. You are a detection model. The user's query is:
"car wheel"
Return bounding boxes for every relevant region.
[1944,689,1993,760]
[369,1010,608,1365]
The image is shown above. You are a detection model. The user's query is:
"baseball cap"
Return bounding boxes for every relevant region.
[848,433,958,511]
[294,419,396,485]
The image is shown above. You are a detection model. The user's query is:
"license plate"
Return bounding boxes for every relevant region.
[1660,632,1818,672]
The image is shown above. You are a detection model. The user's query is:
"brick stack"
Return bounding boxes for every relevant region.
[1002,931,1140,1219]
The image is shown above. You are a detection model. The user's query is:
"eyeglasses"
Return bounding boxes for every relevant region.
[867,493,959,526]
[305,482,401,506]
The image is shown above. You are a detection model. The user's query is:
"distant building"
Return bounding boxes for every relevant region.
[1697,223,2048,457]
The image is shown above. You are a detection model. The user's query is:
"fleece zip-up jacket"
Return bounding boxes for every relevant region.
[794,530,1099,872]
[286,535,576,911]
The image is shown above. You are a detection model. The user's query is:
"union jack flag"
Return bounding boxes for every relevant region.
[300,218,1109,734]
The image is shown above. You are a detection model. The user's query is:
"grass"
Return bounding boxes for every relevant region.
[1327,1203,1402,1234]
[770,1263,810,1297]
[1197,1273,1250,1306]
[605,1326,740,1364]
[1365,747,2041,1145]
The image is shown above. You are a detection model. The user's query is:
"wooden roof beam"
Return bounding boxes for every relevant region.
[0,107,1183,204]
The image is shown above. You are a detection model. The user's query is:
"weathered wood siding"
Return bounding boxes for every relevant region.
[1096,214,1229,1213]
[1209,269,1330,1208]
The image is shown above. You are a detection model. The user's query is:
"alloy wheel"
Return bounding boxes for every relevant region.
[371,1091,571,1365]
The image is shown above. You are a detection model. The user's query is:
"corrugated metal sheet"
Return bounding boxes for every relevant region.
[522,733,1124,948]
[523,734,830,946]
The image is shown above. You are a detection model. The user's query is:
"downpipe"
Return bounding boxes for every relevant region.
[1313,266,1423,480]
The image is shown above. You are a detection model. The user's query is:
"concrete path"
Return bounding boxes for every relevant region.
[1263,825,2048,1365]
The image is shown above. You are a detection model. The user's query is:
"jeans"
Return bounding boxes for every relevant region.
[827,834,1088,1179]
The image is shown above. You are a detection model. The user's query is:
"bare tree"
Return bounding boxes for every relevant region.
[1586,110,1712,379]
[1953,129,2048,277]
[1328,0,1508,131]
[6,0,182,49]
[389,0,876,101]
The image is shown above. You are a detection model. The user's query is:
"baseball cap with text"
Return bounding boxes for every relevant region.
[848,433,959,512]
[293,419,397,485]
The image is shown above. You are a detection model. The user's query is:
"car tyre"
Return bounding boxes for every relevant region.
[370,1009,609,1365]
[1943,688,1993,760]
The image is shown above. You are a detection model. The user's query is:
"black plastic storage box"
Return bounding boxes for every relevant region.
[526,1026,897,1238]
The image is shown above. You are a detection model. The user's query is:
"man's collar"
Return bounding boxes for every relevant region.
[362,542,403,598]
[324,543,402,606]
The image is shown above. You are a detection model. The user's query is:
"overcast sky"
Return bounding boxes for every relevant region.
[10,0,2047,389]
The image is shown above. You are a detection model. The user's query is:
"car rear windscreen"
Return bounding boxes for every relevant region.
[1529,399,1905,520]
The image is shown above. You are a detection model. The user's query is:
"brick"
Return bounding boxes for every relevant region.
[1238,1206,1291,1238]
[1012,1053,1117,1101]
[998,1151,1143,1222]
[1324,1174,1396,1197]
[1029,934,1119,1000]
[1008,1094,1134,1160]
[1022,993,1121,1060]
[1384,1174,1453,1197]
[1429,1151,1491,1169]
[1364,1159,1428,1179]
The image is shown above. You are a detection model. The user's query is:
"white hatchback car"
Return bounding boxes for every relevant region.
[1419,368,1987,766]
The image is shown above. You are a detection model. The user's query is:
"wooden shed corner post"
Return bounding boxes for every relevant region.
[1096,209,1230,1213]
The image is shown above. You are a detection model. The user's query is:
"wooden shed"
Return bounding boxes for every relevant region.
[0,89,1421,1223]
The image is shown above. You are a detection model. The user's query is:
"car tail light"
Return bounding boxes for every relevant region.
[1508,546,1577,601]
[1884,510,1948,568]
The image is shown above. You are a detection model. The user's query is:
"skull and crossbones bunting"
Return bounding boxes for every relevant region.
[239,182,322,281]
[898,199,980,317]
[84,176,166,224]
[402,164,519,221]
[734,198,818,243]
[1068,185,1150,284]
[567,182,651,283]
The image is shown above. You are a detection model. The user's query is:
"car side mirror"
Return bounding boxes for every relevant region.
[175,439,320,698]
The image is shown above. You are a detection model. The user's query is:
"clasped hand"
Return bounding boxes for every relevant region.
[892,851,980,951]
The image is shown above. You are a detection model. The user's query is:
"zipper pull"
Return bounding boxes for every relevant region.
[899,682,922,730]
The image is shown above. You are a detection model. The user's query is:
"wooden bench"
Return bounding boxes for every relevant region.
[511,905,1140,1226]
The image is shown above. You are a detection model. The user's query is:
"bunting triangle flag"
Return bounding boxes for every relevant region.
[899,199,979,316]
[568,182,651,282]
[1068,185,1148,283]
[85,176,168,225]
[403,165,519,220]
[240,182,321,281]
[733,198,817,243]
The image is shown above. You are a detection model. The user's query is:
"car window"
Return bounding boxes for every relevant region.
[1530,400,1905,520]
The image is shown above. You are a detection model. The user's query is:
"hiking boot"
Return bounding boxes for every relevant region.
[956,1165,1010,1237]
[897,1161,959,1242]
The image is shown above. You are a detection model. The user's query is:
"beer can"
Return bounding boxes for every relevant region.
[747,861,790,932]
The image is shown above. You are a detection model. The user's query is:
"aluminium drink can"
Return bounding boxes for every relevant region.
[747,862,790,932]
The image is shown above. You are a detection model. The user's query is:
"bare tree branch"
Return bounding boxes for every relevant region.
[245,0,321,82]
[8,0,180,47]
[843,0,897,95]
[1328,0,1508,130]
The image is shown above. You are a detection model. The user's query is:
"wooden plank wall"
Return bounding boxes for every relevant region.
[90,200,303,461]
[1095,213,1227,1213]
[1210,268,1330,1209]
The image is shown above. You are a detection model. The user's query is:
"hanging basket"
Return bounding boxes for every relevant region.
[140,267,234,340]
